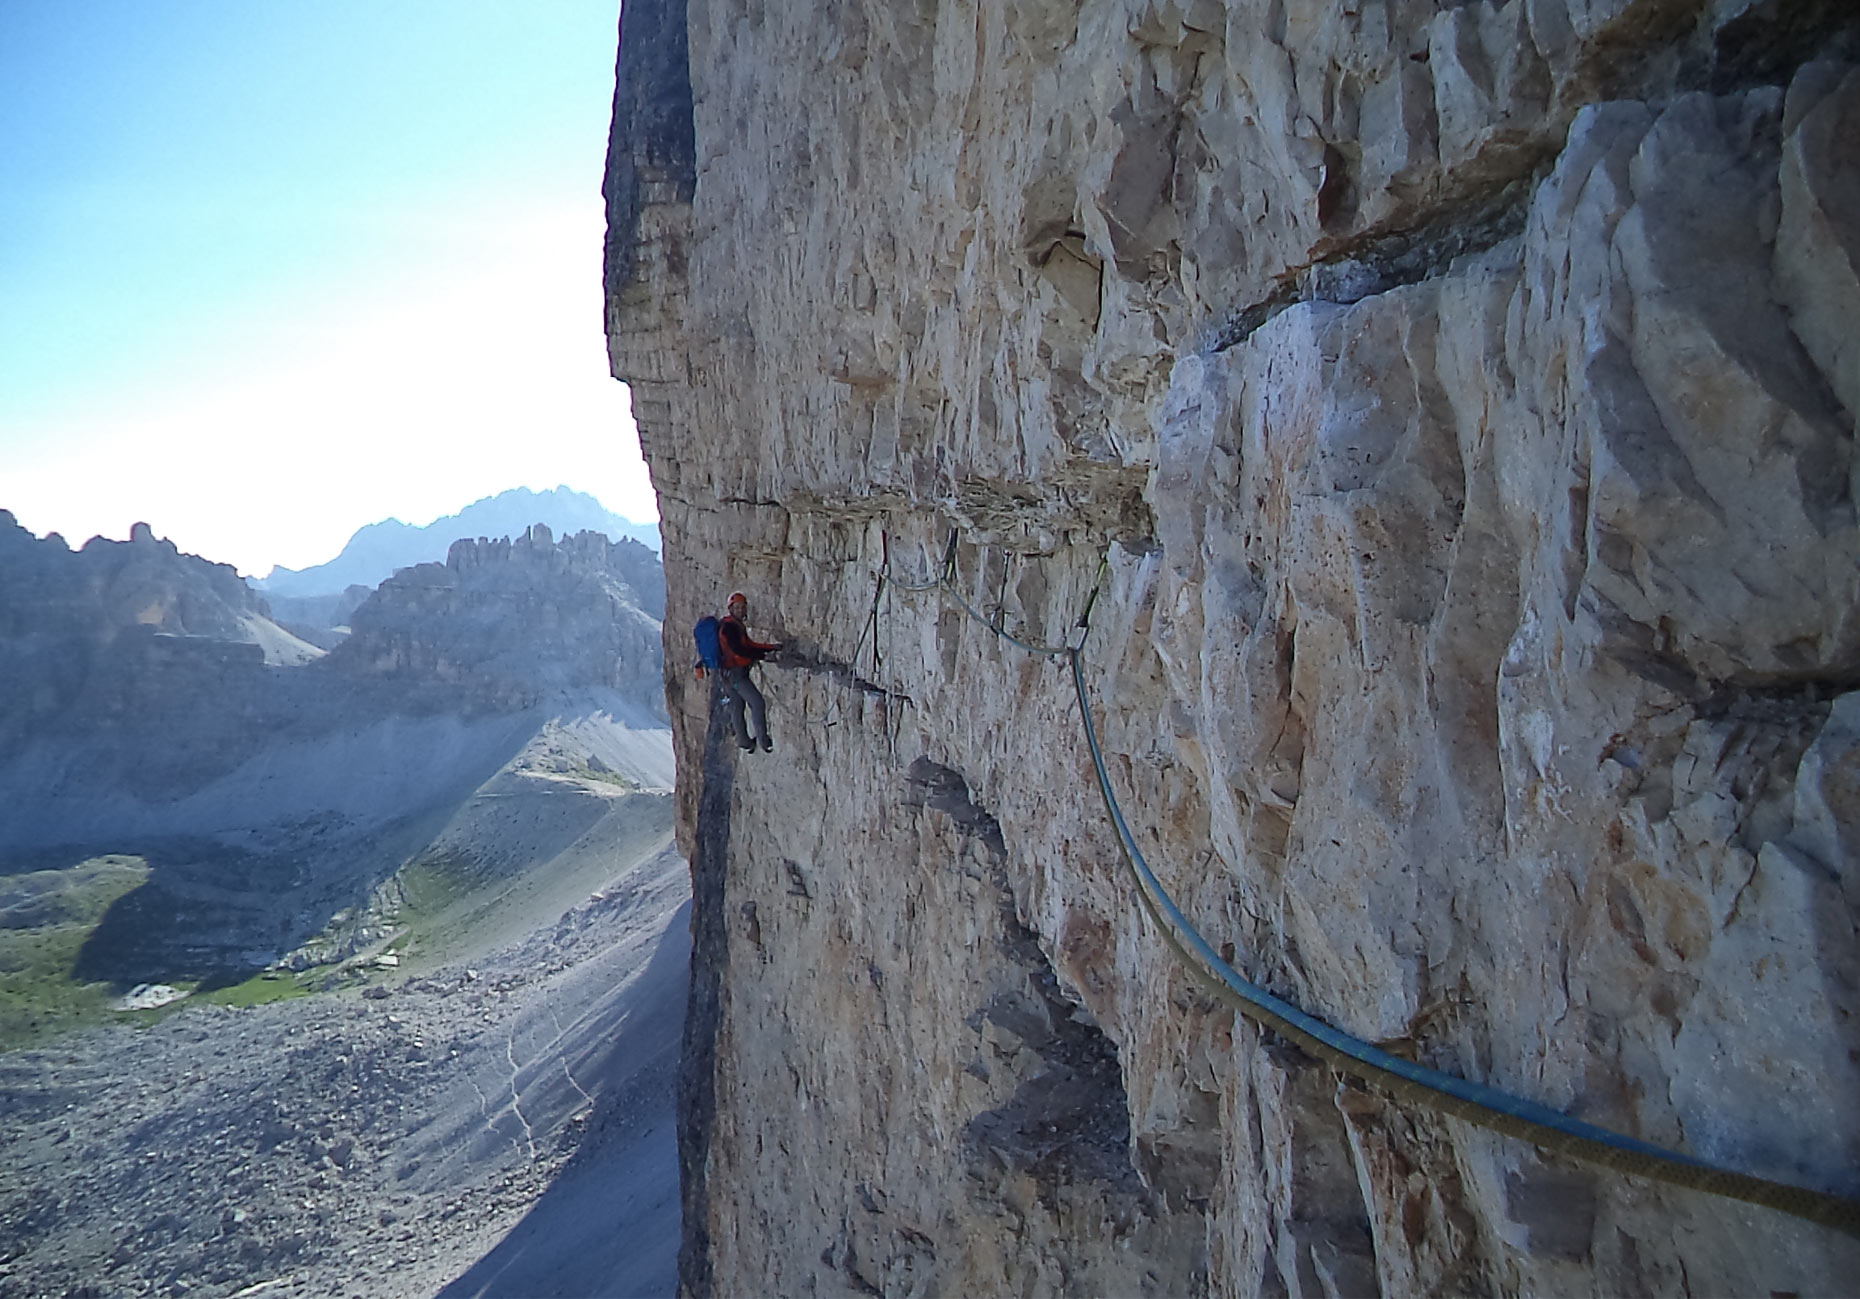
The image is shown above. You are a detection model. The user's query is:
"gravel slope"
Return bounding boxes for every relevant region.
[0,840,688,1299]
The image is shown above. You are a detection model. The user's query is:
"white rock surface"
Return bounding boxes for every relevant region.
[607,2,1860,1294]
[115,984,188,1012]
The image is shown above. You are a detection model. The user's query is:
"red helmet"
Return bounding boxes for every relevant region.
[727,591,747,605]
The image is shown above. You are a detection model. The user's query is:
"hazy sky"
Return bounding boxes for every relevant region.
[0,1,655,577]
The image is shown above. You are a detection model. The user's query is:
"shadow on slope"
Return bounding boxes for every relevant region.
[66,837,314,992]
[435,895,691,1299]
[393,782,675,976]
[16,703,672,1011]
[59,725,533,992]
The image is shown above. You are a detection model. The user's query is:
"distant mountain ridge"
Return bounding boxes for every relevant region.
[258,486,658,598]
[0,508,669,800]
[336,523,667,718]
[0,509,327,757]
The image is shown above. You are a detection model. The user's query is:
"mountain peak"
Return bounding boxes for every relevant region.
[260,487,658,598]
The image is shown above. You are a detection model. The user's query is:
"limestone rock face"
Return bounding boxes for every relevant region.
[0,510,309,653]
[606,2,1860,1295]
[334,525,667,719]
[0,511,322,760]
[262,583,374,650]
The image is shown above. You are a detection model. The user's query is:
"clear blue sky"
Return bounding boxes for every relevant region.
[0,1,653,576]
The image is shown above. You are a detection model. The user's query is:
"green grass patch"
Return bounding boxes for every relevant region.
[388,851,498,970]
[573,763,636,790]
[0,856,151,1050]
[196,969,313,1009]
[396,851,489,916]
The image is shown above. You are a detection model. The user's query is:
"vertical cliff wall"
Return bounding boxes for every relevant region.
[606,2,1860,1294]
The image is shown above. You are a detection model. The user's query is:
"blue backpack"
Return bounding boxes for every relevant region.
[693,615,724,671]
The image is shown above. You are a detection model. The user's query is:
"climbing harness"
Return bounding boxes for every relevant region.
[880,527,1860,1240]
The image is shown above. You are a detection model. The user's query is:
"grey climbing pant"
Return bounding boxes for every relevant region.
[721,667,769,748]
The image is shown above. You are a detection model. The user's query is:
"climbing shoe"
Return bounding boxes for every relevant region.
[737,740,756,753]
[760,736,774,753]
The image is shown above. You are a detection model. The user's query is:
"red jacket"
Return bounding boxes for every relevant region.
[719,615,778,670]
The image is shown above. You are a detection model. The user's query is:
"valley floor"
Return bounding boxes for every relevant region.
[0,839,688,1299]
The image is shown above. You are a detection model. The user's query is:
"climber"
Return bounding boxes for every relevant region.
[696,591,781,753]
